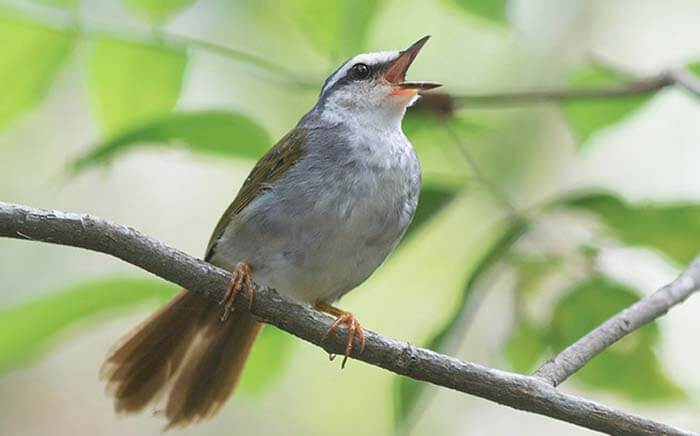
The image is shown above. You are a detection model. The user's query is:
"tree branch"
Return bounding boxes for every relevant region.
[0,202,696,435]
[669,68,700,98]
[414,69,700,115]
[452,73,674,106]
[533,257,700,386]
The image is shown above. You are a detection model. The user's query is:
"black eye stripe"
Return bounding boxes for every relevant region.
[319,59,396,100]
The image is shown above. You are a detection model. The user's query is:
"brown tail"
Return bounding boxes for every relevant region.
[101,290,261,428]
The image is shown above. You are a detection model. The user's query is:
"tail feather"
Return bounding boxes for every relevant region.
[164,310,262,428]
[102,289,261,428]
[102,290,209,413]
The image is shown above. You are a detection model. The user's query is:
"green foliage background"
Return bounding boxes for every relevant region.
[1,0,700,435]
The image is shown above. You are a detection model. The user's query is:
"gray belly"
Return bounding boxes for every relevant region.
[211,160,420,304]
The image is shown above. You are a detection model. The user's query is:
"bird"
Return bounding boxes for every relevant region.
[101,36,441,428]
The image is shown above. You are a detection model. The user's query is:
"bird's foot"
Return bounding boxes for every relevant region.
[315,301,366,368]
[220,261,253,322]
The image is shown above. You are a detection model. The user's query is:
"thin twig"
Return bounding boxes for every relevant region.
[533,257,700,386]
[0,201,696,436]
[453,73,674,106]
[669,68,700,98]
[428,68,695,109]
[441,120,522,222]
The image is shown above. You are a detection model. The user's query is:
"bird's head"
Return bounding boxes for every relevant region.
[316,36,441,126]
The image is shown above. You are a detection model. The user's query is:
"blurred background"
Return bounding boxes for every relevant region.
[2,0,700,434]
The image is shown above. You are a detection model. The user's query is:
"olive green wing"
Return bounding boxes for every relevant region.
[205,128,307,260]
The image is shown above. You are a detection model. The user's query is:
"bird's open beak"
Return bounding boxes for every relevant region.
[384,36,442,94]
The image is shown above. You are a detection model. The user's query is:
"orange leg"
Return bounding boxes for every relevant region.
[315,301,366,368]
[220,261,254,322]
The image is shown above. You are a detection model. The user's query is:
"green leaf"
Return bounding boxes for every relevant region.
[687,62,700,77]
[511,253,562,295]
[400,183,459,243]
[446,0,508,24]
[503,254,563,372]
[0,16,75,130]
[122,0,196,24]
[394,219,528,429]
[89,37,186,134]
[289,0,382,60]
[28,0,80,9]
[504,316,546,373]
[1,277,295,394]
[393,373,422,432]
[424,220,528,352]
[563,193,700,265]
[403,111,486,182]
[562,65,653,145]
[239,326,296,395]
[0,278,177,373]
[549,277,684,401]
[403,110,483,138]
[70,110,271,172]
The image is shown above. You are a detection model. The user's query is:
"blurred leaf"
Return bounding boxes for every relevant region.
[70,111,271,172]
[504,316,546,373]
[122,0,196,24]
[504,254,562,372]
[511,253,562,295]
[447,0,508,24]
[0,278,176,373]
[562,65,652,145]
[28,0,80,9]
[0,277,295,394]
[404,112,486,182]
[403,110,483,138]
[575,346,683,401]
[564,193,700,265]
[687,62,700,76]
[400,183,459,244]
[239,326,296,395]
[0,16,75,130]
[403,112,485,156]
[393,373,422,433]
[394,219,527,429]
[549,277,684,401]
[89,37,186,134]
[424,221,528,352]
[289,0,382,60]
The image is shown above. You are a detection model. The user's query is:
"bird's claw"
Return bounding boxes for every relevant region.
[321,310,366,368]
[220,261,253,321]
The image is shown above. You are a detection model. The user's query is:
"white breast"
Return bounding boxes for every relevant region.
[211,117,420,305]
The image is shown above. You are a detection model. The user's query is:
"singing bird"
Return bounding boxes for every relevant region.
[102,36,440,428]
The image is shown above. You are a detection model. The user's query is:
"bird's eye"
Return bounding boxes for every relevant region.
[349,63,370,80]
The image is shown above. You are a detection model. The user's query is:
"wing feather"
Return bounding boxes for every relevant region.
[205,128,307,260]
